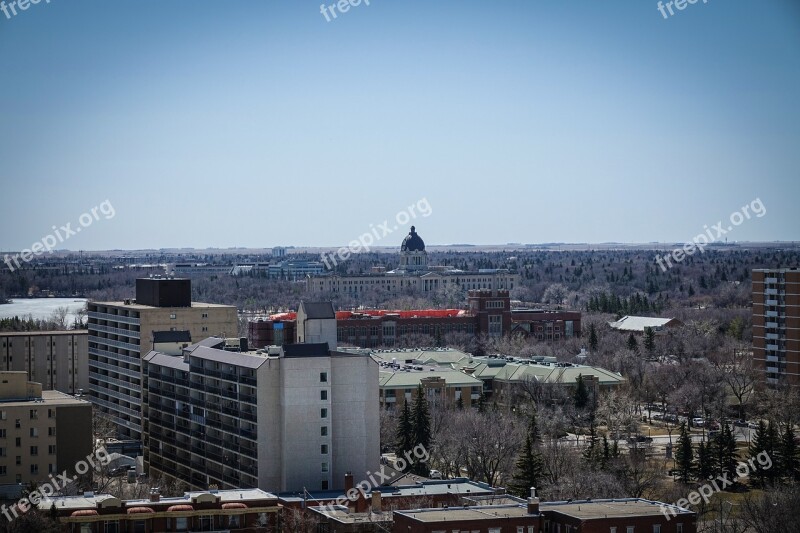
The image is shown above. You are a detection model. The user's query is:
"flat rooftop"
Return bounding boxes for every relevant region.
[43,489,277,510]
[0,389,90,407]
[90,301,235,310]
[0,330,88,337]
[541,499,693,519]
[396,504,534,522]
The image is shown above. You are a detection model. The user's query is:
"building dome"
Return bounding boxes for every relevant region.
[401,226,425,252]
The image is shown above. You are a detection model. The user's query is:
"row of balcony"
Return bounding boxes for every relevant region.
[88,311,140,325]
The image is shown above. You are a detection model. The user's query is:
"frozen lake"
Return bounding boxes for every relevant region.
[0,298,88,324]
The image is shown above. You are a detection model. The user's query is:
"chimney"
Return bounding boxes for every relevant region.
[344,472,354,493]
[149,488,161,503]
[371,491,382,513]
[527,487,540,514]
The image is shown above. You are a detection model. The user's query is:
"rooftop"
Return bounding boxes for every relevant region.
[0,389,90,407]
[541,498,694,519]
[0,330,88,337]
[608,316,682,332]
[395,504,535,522]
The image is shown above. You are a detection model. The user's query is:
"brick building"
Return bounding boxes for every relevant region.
[752,268,800,385]
[248,290,581,349]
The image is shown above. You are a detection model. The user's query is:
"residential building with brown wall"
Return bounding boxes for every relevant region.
[752,268,800,385]
[0,371,92,488]
[41,488,280,533]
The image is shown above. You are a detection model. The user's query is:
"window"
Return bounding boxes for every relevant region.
[48,427,56,436]
[15,419,20,429]
[321,444,328,454]
[610,529,617,533]
[676,525,683,533]
[321,426,328,436]
[627,528,634,533]
[175,517,187,531]
[30,428,38,438]
[321,462,329,473]
[30,446,37,456]
[105,522,120,533]
[0,429,5,438]
[15,437,21,447]
[48,409,54,419]
[169,314,177,319]
[49,445,56,455]
[133,521,146,533]
[653,526,660,533]
[321,480,329,490]
[320,390,328,401]
[30,464,38,475]
[320,372,328,383]
[0,411,5,420]
[228,515,239,528]
[0,447,5,457]
[80,524,91,533]
[321,408,328,419]
[15,456,21,465]
[0,466,6,476]
[29,409,37,420]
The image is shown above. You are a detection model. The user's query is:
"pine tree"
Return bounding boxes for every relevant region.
[395,399,414,465]
[695,441,716,481]
[574,375,589,409]
[779,423,800,483]
[411,385,432,474]
[712,424,738,482]
[675,422,694,483]
[508,435,544,498]
[748,421,778,487]
[643,327,655,354]
[582,418,602,469]
[626,333,638,352]
[589,323,598,352]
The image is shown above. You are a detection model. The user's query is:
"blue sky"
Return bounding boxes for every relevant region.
[0,0,798,250]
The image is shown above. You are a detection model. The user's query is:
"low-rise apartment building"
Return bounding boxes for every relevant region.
[0,371,92,488]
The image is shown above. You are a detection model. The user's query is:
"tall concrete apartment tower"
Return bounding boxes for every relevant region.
[752,268,800,385]
[143,340,379,493]
[88,278,238,439]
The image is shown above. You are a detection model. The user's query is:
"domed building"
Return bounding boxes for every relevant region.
[398,226,428,272]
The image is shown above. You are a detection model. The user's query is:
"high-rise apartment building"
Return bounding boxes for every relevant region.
[88,278,238,439]
[142,339,379,493]
[0,330,89,394]
[752,268,800,385]
[0,371,92,488]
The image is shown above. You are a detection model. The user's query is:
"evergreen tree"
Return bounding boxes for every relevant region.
[626,333,638,352]
[712,424,738,482]
[675,422,694,483]
[395,399,414,465]
[411,385,432,474]
[779,423,800,483]
[508,435,544,498]
[695,441,716,481]
[582,417,602,469]
[574,375,589,409]
[477,392,487,413]
[589,323,598,352]
[748,421,778,487]
[643,327,655,354]
[456,396,464,410]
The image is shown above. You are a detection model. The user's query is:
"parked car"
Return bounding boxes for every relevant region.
[734,419,748,428]
[628,435,653,444]
[692,418,705,427]
[429,469,443,479]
